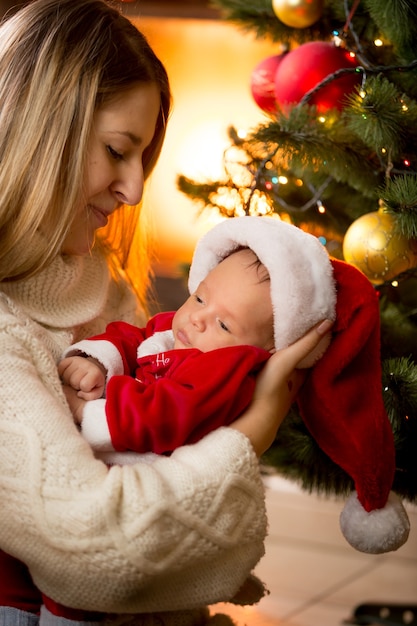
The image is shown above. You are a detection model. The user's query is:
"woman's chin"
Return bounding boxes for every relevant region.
[61,235,96,256]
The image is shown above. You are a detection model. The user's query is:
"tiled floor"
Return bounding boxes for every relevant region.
[210,474,417,626]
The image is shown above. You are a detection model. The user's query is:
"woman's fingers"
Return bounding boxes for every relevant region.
[276,319,334,373]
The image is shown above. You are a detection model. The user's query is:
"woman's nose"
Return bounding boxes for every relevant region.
[111,165,144,206]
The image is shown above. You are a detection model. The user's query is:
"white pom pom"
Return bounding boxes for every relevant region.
[340,491,410,554]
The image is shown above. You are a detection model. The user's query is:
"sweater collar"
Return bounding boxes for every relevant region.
[0,251,110,328]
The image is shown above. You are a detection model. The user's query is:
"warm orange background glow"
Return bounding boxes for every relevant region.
[132,17,281,276]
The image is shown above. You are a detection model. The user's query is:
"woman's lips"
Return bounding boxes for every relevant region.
[90,205,109,228]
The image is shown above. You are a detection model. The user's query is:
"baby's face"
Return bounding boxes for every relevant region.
[172,249,274,353]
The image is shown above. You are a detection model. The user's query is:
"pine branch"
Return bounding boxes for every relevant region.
[248,107,382,198]
[363,0,417,61]
[176,176,224,213]
[209,0,349,46]
[345,75,417,163]
[379,292,417,360]
[210,0,384,51]
[382,356,417,501]
[380,176,417,238]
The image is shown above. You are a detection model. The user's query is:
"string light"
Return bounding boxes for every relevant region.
[332,33,343,46]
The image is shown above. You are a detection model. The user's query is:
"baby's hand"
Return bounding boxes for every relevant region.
[58,356,106,400]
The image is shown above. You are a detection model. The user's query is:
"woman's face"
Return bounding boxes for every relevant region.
[61,82,161,256]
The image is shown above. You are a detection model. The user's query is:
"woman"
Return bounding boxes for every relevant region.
[0,0,330,624]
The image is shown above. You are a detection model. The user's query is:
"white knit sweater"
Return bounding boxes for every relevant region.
[0,250,267,617]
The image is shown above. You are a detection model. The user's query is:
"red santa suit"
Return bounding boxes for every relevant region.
[64,310,271,457]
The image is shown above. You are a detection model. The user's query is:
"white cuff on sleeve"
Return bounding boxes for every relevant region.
[81,399,115,452]
[63,339,124,380]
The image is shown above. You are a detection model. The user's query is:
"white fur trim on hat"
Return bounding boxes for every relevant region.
[189,217,336,365]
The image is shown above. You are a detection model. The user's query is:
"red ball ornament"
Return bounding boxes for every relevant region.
[274,41,361,113]
[250,54,286,114]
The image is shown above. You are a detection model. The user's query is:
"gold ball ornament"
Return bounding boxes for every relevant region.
[272,0,324,29]
[343,210,417,285]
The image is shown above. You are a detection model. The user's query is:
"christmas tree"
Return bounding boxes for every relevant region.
[177,0,417,504]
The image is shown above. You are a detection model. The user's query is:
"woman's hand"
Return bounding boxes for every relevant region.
[230,320,334,456]
[62,384,87,425]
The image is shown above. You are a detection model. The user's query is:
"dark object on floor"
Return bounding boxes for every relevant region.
[345,603,417,626]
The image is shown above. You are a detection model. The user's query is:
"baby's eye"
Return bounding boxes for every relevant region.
[107,145,123,161]
[218,320,230,333]
[194,294,204,304]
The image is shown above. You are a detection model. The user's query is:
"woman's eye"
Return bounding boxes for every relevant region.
[107,145,123,161]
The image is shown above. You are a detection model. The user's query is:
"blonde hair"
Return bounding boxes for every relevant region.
[0,0,171,306]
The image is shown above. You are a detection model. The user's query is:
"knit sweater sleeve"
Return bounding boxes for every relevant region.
[0,299,267,614]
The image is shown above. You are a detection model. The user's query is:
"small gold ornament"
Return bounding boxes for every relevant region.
[343,208,417,285]
[272,0,324,29]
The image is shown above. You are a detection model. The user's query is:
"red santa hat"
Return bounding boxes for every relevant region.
[189,216,410,554]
